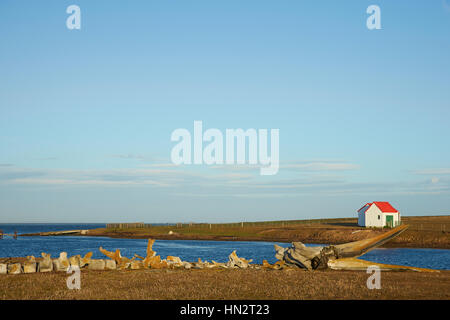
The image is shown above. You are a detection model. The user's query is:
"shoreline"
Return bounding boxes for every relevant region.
[19,228,450,250]
[16,216,450,249]
[83,231,450,249]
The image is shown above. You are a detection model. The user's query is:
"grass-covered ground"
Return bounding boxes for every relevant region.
[1,268,449,300]
[84,216,450,248]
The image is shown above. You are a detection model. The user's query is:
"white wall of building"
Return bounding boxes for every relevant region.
[365,205,384,228]
[358,204,400,228]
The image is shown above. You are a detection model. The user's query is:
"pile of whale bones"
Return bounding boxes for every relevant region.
[0,225,438,275]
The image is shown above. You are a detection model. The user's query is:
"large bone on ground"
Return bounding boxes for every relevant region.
[69,255,81,268]
[7,263,22,274]
[143,239,160,268]
[274,243,323,270]
[193,258,217,269]
[275,225,411,270]
[80,252,93,268]
[202,259,222,269]
[88,259,106,270]
[262,260,286,270]
[23,262,37,273]
[118,261,131,270]
[144,255,168,269]
[99,247,121,263]
[52,252,70,272]
[327,257,439,272]
[39,252,53,272]
[211,260,227,268]
[105,259,117,270]
[226,250,253,269]
[0,263,7,274]
[130,260,144,270]
[333,225,410,258]
[146,239,156,258]
[166,256,183,267]
[23,263,37,273]
[193,258,208,269]
[99,247,130,268]
[23,256,37,273]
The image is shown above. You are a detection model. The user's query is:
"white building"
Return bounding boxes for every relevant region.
[357,201,401,228]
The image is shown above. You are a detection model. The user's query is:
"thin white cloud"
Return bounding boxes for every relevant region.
[282,162,359,171]
[1,163,448,197]
[413,168,450,175]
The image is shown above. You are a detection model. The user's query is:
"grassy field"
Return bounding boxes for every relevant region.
[85,215,450,248]
[1,268,449,300]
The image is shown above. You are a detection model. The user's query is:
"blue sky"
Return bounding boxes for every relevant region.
[1,0,449,223]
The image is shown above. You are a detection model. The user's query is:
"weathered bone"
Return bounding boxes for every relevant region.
[69,255,81,268]
[39,252,53,272]
[7,263,22,274]
[211,260,226,268]
[327,257,439,272]
[99,247,130,269]
[105,259,117,270]
[274,225,436,271]
[144,255,168,269]
[57,252,70,271]
[80,252,93,268]
[226,250,252,269]
[88,259,106,270]
[147,239,156,258]
[130,260,144,269]
[262,259,285,270]
[166,256,183,266]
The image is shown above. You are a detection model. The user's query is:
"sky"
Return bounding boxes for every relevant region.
[0,0,449,223]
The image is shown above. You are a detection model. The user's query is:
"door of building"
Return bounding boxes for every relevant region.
[386,215,393,228]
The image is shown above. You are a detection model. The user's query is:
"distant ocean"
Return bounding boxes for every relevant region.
[0,223,105,235]
[0,224,449,269]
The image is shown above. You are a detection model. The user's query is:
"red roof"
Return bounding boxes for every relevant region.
[358,201,399,213]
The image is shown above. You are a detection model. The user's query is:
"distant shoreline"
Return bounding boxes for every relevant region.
[19,215,450,249]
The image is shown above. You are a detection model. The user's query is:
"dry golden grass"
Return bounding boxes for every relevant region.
[1,269,449,300]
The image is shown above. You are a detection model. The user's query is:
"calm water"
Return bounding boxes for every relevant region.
[0,224,449,270]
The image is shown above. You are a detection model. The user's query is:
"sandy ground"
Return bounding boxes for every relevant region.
[1,268,449,300]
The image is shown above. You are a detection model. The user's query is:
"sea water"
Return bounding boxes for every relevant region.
[0,224,448,270]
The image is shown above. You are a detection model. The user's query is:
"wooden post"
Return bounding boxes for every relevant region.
[241,222,243,228]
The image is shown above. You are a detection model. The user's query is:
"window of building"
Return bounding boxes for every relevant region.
[378,215,380,220]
